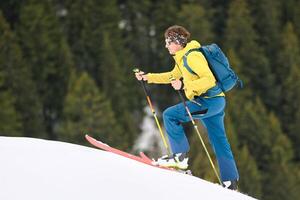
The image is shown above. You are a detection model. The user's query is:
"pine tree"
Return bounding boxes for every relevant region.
[121,0,179,76]
[223,0,276,108]
[119,0,153,68]
[262,115,299,200]
[177,3,214,44]
[290,110,300,157]
[277,22,300,159]
[17,0,73,139]
[0,0,23,27]
[58,72,123,146]
[226,91,263,198]
[276,22,300,90]
[100,32,125,100]
[0,10,45,137]
[293,1,300,37]
[0,70,22,136]
[228,93,298,199]
[280,0,300,35]
[264,162,299,200]
[152,0,180,68]
[233,97,274,169]
[100,31,138,149]
[63,0,122,84]
[248,0,281,56]
[237,146,262,199]
[247,0,282,109]
[61,0,140,148]
[204,0,231,42]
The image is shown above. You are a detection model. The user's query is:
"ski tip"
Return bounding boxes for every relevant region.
[85,134,96,142]
[85,135,110,147]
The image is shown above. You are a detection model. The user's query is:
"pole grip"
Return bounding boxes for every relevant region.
[133,68,149,96]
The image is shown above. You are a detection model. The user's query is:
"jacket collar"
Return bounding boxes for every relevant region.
[173,40,201,62]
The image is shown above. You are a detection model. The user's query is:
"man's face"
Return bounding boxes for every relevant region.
[165,38,182,55]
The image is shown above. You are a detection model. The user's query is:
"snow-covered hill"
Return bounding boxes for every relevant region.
[0,137,256,200]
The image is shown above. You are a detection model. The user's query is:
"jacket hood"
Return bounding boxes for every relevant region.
[173,40,201,61]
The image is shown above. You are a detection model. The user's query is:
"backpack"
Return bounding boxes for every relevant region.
[183,43,242,97]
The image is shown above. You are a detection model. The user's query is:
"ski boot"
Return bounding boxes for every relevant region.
[153,153,192,175]
[223,180,238,191]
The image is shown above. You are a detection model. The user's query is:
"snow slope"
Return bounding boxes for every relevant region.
[0,137,256,200]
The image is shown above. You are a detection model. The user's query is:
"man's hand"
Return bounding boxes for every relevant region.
[135,71,148,81]
[171,79,183,90]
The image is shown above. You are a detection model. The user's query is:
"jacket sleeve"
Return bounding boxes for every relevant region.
[146,65,182,84]
[183,52,216,96]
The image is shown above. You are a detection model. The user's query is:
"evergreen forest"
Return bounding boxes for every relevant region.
[0,0,300,199]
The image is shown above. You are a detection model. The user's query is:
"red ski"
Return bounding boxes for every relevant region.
[85,135,175,171]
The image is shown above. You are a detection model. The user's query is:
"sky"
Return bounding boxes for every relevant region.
[0,137,257,200]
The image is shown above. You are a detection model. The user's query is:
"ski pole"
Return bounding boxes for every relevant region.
[133,68,171,155]
[170,76,222,185]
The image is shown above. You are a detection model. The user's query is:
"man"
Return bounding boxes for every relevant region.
[135,25,239,190]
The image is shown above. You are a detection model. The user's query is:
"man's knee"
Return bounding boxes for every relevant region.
[163,106,176,120]
[163,108,171,119]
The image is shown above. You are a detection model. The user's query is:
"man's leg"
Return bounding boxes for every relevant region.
[162,103,191,154]
[202,112,239,182]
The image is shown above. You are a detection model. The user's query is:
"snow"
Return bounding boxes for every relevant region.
[0,137,256,200]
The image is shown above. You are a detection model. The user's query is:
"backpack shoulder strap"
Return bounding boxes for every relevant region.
[183,48,201,75]
[183,47,223,97]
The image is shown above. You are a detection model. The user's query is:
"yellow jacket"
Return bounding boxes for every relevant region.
[146,40,224,100]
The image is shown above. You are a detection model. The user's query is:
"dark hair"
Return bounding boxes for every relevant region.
[164,25,191,46]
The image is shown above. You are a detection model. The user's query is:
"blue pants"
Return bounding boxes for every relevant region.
[163,96,239,181]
